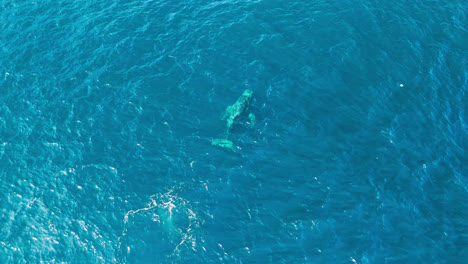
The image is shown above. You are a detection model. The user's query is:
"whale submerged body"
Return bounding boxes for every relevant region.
[222,89,253,130]
[212,89,255,150]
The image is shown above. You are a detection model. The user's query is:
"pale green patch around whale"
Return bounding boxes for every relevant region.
[211,138,234,150]
[222,89,253,133]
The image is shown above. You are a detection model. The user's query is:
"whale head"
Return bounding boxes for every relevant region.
[242,89,253,99]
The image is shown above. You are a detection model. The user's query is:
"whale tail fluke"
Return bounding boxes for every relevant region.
[211,138,235,151]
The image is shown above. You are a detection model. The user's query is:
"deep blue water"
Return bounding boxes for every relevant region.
[0,0,467,263]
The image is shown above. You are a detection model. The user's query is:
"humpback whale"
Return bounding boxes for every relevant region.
[222,89,254,133]
[212,89,255,150]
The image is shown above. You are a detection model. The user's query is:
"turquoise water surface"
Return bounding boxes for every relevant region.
[0,0,467,263]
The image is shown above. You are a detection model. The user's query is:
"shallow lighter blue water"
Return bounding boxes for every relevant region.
[0,0,467,263]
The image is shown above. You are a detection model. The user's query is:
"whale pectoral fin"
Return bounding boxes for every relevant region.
[248,113,256,128]
[221,105,232,120]
[226,118,233,129]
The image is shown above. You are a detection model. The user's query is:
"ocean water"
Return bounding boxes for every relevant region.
[0,0,467,263]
